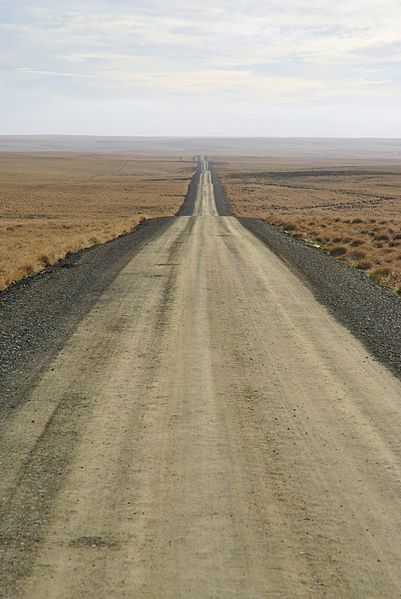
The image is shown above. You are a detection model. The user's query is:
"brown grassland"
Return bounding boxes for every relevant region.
[0,153,195,290]
[217,157,401,293]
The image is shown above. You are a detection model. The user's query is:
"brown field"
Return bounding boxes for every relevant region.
[217,157,401,293]
[0,152,195,290]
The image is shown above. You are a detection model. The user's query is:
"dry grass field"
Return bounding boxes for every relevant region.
[0,153,195,290]
[217,158,401,293]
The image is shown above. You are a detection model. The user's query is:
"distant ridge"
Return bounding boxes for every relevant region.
[1,135,401,160]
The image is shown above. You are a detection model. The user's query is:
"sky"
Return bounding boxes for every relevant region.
[1,0,401,137]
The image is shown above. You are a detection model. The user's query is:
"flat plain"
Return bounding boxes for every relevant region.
[0,152,194,289]
[217,157,401,292]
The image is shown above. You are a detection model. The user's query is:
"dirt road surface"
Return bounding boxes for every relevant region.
[2,159,401,598]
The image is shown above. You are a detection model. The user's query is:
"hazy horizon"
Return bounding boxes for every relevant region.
[3,134,401,139]
[2,135,401,162]
[2,1,401,137]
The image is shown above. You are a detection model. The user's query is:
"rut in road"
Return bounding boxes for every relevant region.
[2,158,401,599]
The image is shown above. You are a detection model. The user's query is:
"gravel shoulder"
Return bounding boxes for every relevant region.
[238,217,401,379]
[0,217,174,414]
[210,163,232,215]
[175,163,200,215]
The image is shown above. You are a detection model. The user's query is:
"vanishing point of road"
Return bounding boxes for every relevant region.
[2,158,401,598]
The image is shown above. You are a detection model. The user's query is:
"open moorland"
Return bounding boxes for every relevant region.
[0,152,194,289]
[217,157,401,293]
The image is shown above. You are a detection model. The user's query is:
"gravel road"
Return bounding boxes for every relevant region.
[1,158,401,598]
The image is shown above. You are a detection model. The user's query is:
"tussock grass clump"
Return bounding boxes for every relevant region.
[349,250,366,260]
[372,266,391,277]
[329,246,347,257]
[283,223,297,231]
[39,254,52,267]
[356,260,373,270]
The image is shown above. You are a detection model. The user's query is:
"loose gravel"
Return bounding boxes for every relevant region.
[210,164,232,216]
[175,165,200,216]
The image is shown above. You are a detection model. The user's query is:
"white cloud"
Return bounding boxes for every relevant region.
[1,0,401,134]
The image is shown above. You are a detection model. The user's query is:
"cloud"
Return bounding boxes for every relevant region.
[15,64,393,105]
[1,0,401,134]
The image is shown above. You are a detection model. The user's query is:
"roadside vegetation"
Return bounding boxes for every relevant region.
[0,153,194,290]
[218,159,401,294]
